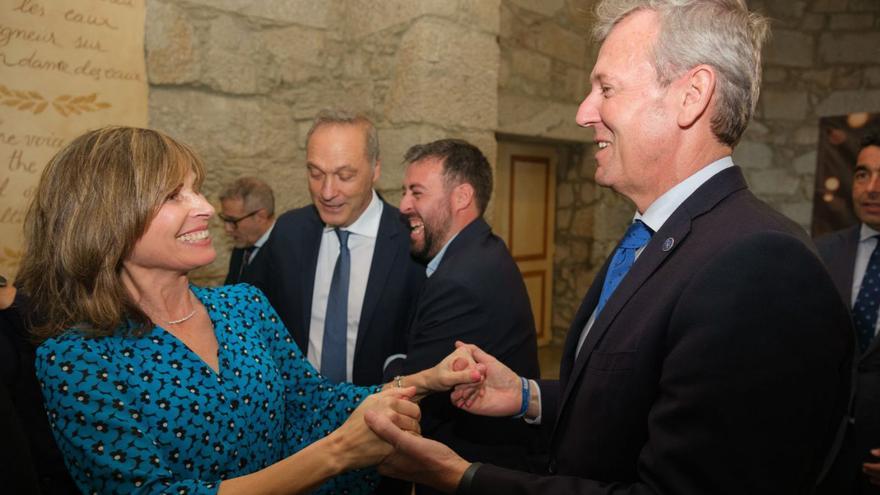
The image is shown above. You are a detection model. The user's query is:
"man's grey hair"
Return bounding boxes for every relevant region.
[593,0,769,147]
[219,176,275,217]
[306,109,380,167]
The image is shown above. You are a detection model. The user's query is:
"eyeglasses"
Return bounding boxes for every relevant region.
[219,209,261,228]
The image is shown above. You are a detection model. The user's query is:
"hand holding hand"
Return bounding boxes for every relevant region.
[365,408,470,493]
[450,342,524,417]
[329,386,420,471]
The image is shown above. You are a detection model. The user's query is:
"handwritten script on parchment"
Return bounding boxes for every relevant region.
[0,0,147,278]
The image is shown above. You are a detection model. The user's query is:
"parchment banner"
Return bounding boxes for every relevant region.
[0,0,147,279]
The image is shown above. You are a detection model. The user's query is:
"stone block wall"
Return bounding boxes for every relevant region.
[735,0,880,227]
[144,0,880,344]
[145,0,500,283]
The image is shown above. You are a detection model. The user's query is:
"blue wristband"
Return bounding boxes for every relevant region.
[512,376,529,419]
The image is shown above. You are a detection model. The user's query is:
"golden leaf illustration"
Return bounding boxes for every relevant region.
[3,247,22,258]
[52,92,112,117]
[0,86,111,117]
[0,86,48,115]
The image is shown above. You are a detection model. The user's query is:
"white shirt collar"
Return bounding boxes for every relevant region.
[254,221,275,248]
[635,156,734,232]
[860,223,880,242]
[323,190,382,238]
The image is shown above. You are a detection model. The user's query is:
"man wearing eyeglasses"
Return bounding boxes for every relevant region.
[219,177,276,285]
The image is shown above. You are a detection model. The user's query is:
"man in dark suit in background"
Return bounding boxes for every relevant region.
[387,139,542,491]
[219,177,276,285]
[818,133,880,494]
[365,1,854,494]
[246,110,423,386]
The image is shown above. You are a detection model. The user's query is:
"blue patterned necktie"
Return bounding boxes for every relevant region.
[321,229,350,382]
[854,237,880,354]
[595,220,652,317]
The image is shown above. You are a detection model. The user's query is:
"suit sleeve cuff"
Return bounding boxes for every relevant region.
[455,462,482,495]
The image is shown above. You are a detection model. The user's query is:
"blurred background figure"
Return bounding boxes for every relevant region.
[1,275,79,494]
[218,177,276,285]
[817,132,880,494]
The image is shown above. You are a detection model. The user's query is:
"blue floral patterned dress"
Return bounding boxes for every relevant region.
[36,284,381,495]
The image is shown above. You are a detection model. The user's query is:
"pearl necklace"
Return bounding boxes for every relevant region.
[165,308,197,325]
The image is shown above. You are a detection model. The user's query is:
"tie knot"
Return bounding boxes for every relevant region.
[243,245,256,256]
[620,220,652,249]
[335,228,350,247]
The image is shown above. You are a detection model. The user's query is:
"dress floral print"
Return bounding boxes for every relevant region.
[36,284,380,495]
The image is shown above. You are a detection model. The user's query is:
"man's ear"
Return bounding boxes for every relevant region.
[372,160,382,183]
[677,64,716,129]
[452,183,475,213]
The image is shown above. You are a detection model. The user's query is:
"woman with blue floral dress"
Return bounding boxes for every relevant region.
[17,127,482,495]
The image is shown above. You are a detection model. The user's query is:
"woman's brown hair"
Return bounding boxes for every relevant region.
[17,126,207,340]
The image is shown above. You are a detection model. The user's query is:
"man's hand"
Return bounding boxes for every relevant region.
[450,342,525,417]
[864,448,880,486]
[365,409,470,493]
[398,341,485,401]
[328,387,420,471]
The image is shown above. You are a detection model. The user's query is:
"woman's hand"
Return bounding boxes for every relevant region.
[394,342,486,401]
[327,386,421,471]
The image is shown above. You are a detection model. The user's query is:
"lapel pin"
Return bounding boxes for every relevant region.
[662,237,675,251]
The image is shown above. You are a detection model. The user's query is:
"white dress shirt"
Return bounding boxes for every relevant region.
[851,223,880,335]
[307,191,382,381]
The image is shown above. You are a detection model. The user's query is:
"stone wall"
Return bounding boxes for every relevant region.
[144,0,880,344]
[145,0,501,283]
[498,0,631,344]
[735,0,880,227]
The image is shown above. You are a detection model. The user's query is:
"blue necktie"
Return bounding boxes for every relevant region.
[595,220,652,317]
[321,229,350,382]
[854,238,880,354]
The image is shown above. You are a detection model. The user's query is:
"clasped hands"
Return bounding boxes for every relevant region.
[359,342,528,492]
[333,342,505,472]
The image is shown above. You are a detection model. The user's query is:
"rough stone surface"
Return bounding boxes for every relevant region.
[819,33,880,64]
[762,90,809,120]
[830,13,875,30]
[816,90,880,116]
[765,29,814,68]
[385,18,498,128]
[145,1,200,84]
[734,141,774,169]
[748,169,802,196]
[144,0,880,342]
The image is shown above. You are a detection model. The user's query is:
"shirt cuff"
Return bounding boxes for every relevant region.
[383,353,406,372]
[455,462,482,495]
[523,379,542,425]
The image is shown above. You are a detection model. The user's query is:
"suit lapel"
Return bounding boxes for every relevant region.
[556,167,748,419]
[227,247,245,284]
[299,207,324,344]
[355,201,400,358]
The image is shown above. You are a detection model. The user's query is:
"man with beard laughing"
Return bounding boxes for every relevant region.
[385,139,543,494]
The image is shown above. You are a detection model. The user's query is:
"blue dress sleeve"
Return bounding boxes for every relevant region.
[36,336,220,495]
[241,284,383,494]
